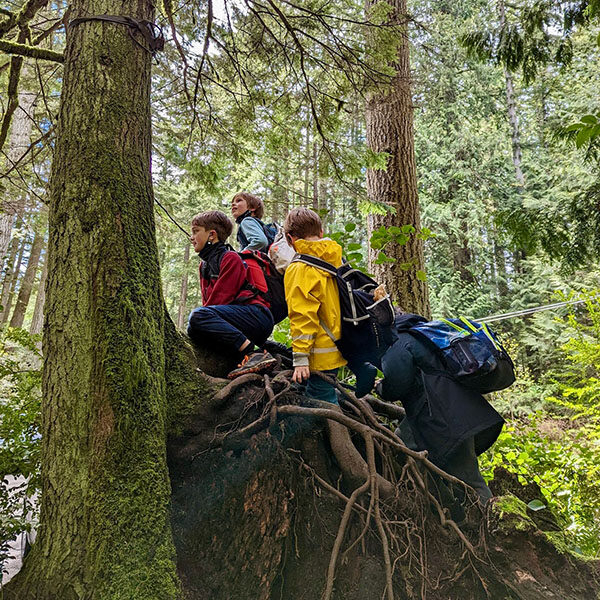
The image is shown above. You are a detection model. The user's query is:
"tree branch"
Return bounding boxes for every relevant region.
[0,38,64,62]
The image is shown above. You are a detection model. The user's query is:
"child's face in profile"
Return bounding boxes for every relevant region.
[190,225,215,253]
[231,196,249,219]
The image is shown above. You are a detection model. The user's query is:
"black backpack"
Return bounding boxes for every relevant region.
[292,255,396,369]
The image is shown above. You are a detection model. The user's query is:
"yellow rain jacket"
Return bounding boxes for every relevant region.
[284,238,347,370]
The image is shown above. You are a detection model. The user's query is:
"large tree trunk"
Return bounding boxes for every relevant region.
[9,228,44,328]
[365,0,430,317]
[6,1,179,597]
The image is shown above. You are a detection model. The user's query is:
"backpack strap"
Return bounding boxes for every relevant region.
[291,255,342,340]
[292,254,338,275]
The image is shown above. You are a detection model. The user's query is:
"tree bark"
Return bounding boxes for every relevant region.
[312,138,319,211]
[29,249,47,335]
[5,1,180,597]
[177,243,190,330]
[365,0,430,317]
[497,0,525,188]
[9,228,44,328]
[0,90,36,264]
[0,232,27,324]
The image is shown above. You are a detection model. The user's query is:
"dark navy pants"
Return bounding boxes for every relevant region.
[187,304,274,352]
[305,368,339,405]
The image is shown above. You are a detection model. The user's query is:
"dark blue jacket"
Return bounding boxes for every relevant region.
[380,314,504,467]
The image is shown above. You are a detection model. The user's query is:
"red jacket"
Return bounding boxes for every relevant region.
[200,251,268,308]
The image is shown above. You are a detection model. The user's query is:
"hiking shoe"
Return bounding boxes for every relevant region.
[227,351,277,379]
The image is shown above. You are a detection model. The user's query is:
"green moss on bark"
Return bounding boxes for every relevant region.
[5,2,180,598]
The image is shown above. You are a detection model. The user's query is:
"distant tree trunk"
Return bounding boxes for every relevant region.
[6,0,180,597]
[453,239,475,285]
[494,239,509,297]
[177,243,190,330]
[29,252,47,335]
[0,235,19,303]
[1,233,27,324]
[365,0,430,317]
[0,91,36,263]
[303,115,310,205]
[497,0,525,189]
[9,229,44,328]
[312,138,319,211]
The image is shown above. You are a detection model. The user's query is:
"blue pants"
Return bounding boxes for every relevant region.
[306,368,339,405]
[187,304,274,353]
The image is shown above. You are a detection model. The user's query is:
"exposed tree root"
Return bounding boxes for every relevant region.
[169,366,600,600]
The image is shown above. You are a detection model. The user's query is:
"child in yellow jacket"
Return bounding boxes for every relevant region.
[283,208,347,404]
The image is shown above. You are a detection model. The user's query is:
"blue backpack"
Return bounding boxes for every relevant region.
[406,316,515,394]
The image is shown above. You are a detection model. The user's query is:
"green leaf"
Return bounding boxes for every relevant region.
[374,251,395,264]
[565,123,584,132]
[344,223,356,232]
[576,126,593,148]
[527,499,546,511]
[399,262,413,271]
[416,270,427,281]
[581,115,598,125]
[388,226,402,235]
[347,243,362,251]
[401,224,416,234]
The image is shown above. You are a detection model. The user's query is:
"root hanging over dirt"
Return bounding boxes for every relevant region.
[168,366,600,600]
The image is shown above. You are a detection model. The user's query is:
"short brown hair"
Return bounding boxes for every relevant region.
[232,192,264,219]
[284,208,322,239]
[191,210,233,242]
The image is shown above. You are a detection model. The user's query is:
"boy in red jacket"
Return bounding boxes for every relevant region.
[187,210,276,378]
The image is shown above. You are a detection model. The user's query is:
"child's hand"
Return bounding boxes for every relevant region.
[292,366,310,383]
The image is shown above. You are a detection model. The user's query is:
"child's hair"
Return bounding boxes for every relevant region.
[191,210,233,242]
[284,208,322,239]
[232,192,264,219]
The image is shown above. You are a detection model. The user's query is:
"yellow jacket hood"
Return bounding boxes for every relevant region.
[293,238,343,268]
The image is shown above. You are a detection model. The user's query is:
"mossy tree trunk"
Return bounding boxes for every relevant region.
[365,0,430,317]
[5,0,180,597]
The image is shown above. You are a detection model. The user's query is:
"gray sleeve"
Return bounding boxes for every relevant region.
[240,218,268,251]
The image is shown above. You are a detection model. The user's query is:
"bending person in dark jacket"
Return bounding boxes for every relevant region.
[379,313,504,503]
